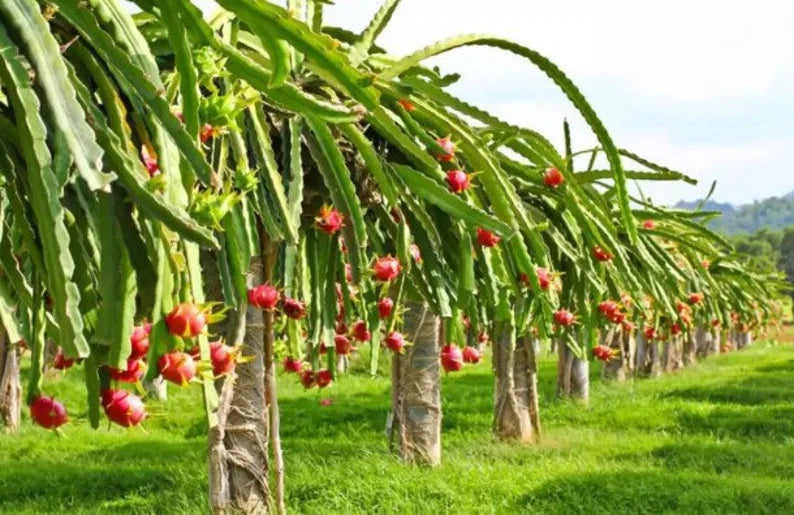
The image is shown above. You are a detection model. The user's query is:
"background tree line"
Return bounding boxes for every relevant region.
[730,226,794,316]
[676,191,794,235]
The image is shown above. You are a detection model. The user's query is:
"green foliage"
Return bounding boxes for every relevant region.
[0,0,785,481]
[680,192,794,235]
[732,230,781,274]
[0,0,112,192]
[0,21,88,358]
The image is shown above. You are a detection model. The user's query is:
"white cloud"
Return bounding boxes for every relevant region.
[324,0,794,205]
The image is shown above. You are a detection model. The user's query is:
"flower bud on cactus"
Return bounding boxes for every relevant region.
[435,136,456,162]
[592,246,613,262]
[476,228,500,247]
[543,167,564,187]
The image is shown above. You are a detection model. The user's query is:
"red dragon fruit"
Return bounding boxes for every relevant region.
[446,170,471,193]
[300,369,316,389]
[210,341,236,376]
[102,389,146,427]
[385,331,406,353]
[462,346,481,364]
[316,206,344,234]
[157,351,197,386]
[283,356,303,373]
[553,309,576,327]
[351,320,371,342]
[129,323,151,360]
[29,396,68,430]
[165,303,207,338]
[316,369,333,388]
[283,298,307,320]
[334,335,353,356]
[372,256,401,282]
[593,344,614,362]
[52,348,74,370]
[441,344,464,372]
[248,284,280,310]
[109,359,145,383]
[378,297,394,319]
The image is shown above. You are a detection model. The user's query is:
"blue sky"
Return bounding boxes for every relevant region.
[146,1,794,206]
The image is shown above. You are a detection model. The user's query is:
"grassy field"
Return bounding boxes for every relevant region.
[2,341,794,514]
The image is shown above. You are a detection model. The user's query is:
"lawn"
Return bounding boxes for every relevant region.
[2,342,794,514]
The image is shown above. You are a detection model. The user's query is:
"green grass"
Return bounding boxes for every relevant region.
[2,343,794,514]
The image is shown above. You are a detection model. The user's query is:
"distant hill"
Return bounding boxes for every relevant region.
[674,191,794,235]
[674,199,735,215]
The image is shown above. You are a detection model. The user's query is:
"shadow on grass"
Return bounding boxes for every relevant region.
[518,470,794,514]
[0,440,205,512]
[663,374,794,406]
[79,439,204,464]
[0,463,168,505]
[441,369,493,432]
[753,357,794,373]
[279,393,392,439]
[650,442,794,478]
[676,405,794,441]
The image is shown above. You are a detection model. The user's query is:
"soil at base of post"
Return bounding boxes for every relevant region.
[695,327,715,358]
[637,337,663,378]
[209,257,271,514]
[525,337,542,438]
[394,301,441,466]
[602,327,635,382]
[662,337,684,372]
[492,323,533,441]
[556,338,589,403]
[262,236,285,515]
[143,377,167,401]
[0,328,21,432]
[682,331,697,367]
